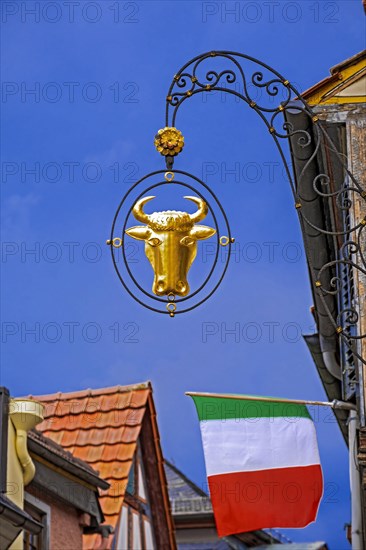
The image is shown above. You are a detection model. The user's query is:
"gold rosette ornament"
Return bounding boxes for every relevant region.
[154,127,184,157]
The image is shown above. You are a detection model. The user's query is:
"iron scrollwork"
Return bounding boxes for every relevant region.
[163,50,365,366]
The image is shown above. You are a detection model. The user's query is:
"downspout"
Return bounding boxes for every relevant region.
[9,399,44,485]
[349,410,363,549]
[322,350,342,381]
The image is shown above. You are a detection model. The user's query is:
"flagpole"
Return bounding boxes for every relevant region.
[185,391,356,411]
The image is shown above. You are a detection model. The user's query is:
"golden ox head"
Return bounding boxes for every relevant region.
[125,196,216,296]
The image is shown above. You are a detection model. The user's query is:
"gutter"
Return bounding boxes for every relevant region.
[285,107,342,381]
[0,494,43,533]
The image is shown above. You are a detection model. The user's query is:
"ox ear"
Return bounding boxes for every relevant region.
[190,225,216,241]
[125,226,150,241]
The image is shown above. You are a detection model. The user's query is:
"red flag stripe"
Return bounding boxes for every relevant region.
[208,464,323,536]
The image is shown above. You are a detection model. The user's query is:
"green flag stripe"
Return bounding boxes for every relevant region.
[191,395,311,421]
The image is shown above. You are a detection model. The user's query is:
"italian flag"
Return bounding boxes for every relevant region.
[190,393,323,537]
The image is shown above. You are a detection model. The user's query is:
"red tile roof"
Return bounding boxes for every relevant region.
[28,382,174,549]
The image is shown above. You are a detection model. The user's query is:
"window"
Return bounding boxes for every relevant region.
[143,518,154,550]
[132,511,141,549]
[23,529,40,550]
[137,463,147,501]
[115,508,155,550]
[115,444,156,549]
[23,494,50,550]
[126,447,147,503]
[337,183,357,401]
[126,460,135,495]
[116,506,128,549]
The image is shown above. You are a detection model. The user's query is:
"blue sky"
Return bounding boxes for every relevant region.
[1,1,365,547]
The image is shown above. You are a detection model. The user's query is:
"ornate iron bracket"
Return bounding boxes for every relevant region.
[160,50,365,367]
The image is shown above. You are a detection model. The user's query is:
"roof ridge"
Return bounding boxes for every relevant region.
[27,381,152,401]
[330,49,366,75]
[165,459,208,498]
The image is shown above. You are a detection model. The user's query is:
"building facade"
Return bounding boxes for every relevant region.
[290,50,366,547]
[30,382,176,550]
[25,429,109,550]
[0,387,108,550]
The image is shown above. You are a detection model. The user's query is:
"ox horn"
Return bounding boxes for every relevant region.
[132,196,155,224]
[184,196,208,224]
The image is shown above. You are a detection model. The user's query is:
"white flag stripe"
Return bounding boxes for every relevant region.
[200,417,321,477]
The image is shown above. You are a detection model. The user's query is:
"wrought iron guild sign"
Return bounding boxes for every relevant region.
[108,50,365,371]
[107,168,233,317]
